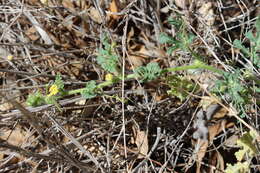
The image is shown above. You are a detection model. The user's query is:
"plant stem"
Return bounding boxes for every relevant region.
[162,61,224,74]
[64,80,116,96]
[66,62,223,97]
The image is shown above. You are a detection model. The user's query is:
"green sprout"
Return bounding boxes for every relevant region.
[233,16,260,68]
[167,76,199,102]
[225,130,258,173]
[26,91,45,107]
[134,62,162,82]
[97,34,120,74]
[26,74,64,107]
[211,16,260,118]
[159,17,196,54]
[81,81,97,99]
[26,30,226,108]
[45,74,65,105]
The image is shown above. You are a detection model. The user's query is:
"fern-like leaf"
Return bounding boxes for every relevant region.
[81,81,97,99]
[134,62,162,82]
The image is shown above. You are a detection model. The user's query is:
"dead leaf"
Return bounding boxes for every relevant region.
[0,102,13,111]
[196,139,208,173]
[137,45,150,57]
[224,135,239,147]
[213,107,228,119]
[127,27,135,46]
[25,26,39,41]
[62,0,75,11]
[132,126,148,159]
[175,0,188,9]
[75,0,89,10]
[208,120,226,142]
[89,7,102,24]
[48,32,61,45]
[195,119,234,172]
[109,0,121,20]
[199,96,218,111]
[198,2,215,26]
[24,10,53,45]
[128,55,145,68]
[160,6,170,13]
[61,15,74,31]
[0,129,27,146]
[209,151,225,173]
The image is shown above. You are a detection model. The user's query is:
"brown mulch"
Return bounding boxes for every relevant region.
[0,0,259,172]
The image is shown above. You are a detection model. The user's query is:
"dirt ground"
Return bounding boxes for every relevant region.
[0,0,259,172]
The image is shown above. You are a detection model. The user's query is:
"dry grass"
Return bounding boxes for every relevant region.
[0,0,259,172]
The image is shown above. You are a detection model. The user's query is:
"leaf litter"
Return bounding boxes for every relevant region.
[0,0,259,172]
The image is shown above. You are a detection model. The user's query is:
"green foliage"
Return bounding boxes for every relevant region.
[212,70,250,118]
[45,95,59,105]
[166,76,199,101]
[159,17,195,54]
[81,81,97,99]
[233,16,260,68]
[134,62,162,82]
[26,25,224,109]
[235,130,258,161]
[167,17,183,29]
[225,130,258,173]
[26,74,65,107]
[225,162,250,173]
[26,91,45,107]
[213,17,260,118]
[44,74,65,105]
[53,74,64,92]
[97,34,119,74]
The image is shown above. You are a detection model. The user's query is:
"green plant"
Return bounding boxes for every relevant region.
[27,29,225,108]
[27,59,222,107]
[225,130,258,173]
[26,74,65,106]
[212,16,260,118]
[81,81,97,99]
[159,17,196,55]
[233,16,260,69]
[134,62,162,82]
[166,76,199,101]
[97,34,120,74]
[212,70,251,118]
[26,91,45,107]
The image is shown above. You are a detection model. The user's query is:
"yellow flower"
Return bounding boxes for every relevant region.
[105,73,114,81]
[48,84,59,97]
[40,0,48,5]
[7,55,13,61]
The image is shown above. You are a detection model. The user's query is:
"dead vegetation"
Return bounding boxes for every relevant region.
[0,0,259,172]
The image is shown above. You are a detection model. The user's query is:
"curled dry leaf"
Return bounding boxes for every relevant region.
[128,55,145,68]
[175,0,188,9]
[132,125,149,159]
[89,7,102,24]
[195,140,208,173]
[198,2,215,26]
[0,129,28,146]
[25,26,39,41]
[109,0,121,20]
[210,151,225,173]
[193,100,234,173]
[0,102,13,112]
[23,10,53,45]
[62,0,75,11]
